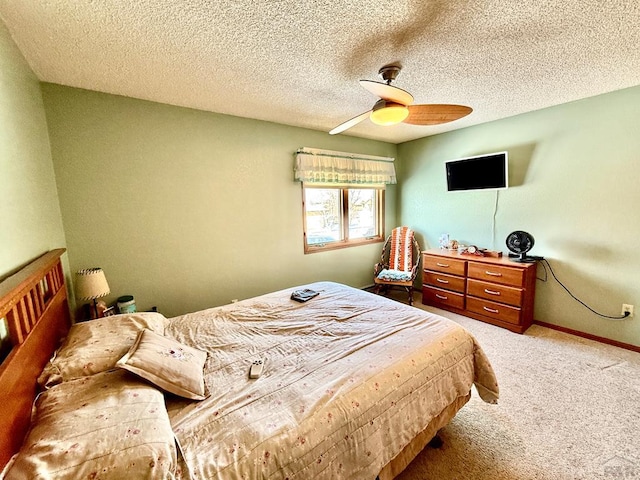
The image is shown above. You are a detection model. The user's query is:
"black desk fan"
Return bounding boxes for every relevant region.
[506,231,538,263]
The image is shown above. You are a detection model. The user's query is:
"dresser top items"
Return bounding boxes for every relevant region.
[422,248,537,270]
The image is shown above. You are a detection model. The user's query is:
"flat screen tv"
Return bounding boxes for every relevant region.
[445,151,508,191]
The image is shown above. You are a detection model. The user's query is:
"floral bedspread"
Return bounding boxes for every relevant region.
[165,281,498,480]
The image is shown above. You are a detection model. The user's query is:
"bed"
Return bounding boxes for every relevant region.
[0,249,499,479]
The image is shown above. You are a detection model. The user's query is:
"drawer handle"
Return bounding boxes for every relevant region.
[435,294,448,300]
[436,262,450,268]
[483,306,499,314]
[485,271,502,277]
[484,288,501,296]
[436,278,450,284]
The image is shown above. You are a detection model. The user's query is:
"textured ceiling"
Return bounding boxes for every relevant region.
[1,0,639,144]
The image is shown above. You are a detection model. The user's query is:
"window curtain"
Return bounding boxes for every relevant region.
[294,148,396,185]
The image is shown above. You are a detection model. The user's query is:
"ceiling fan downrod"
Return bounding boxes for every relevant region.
[378,65,401,85]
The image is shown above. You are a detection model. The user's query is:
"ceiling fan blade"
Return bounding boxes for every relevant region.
[359,80,414,105]
[329,110,371,135]
[404,104,472,125]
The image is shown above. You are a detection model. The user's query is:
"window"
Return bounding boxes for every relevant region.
[294,147,395,253]
[302,184,384,253]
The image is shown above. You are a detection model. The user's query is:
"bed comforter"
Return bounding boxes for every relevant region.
[164,281,499,480]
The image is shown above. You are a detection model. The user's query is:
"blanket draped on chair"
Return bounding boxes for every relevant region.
[389,226,414,273]
[374,227,420,305]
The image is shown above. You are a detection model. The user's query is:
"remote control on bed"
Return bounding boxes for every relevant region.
[249,359,264,379]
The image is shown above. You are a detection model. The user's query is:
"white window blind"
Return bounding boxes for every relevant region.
[294,148,396,185]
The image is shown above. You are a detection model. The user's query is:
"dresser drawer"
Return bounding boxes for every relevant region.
[466,297,521,325]
[423,255,466,276]
[467,279,523,307]
[423,271,466,293]
[423,286,465,310]
[467,261,524,287]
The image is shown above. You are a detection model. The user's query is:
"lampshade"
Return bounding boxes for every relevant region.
[76,268,110,301]
[370,101,409,126]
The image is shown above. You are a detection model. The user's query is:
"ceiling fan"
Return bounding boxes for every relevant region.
[329,65,472,135]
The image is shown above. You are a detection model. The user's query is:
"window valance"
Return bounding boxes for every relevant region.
[294,148,396,185]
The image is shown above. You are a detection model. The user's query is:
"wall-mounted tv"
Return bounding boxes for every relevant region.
[445,151,508,191]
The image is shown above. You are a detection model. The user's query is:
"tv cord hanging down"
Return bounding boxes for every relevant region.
[537,259,630,320]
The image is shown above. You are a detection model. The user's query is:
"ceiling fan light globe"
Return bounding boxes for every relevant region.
[370,103,409,126]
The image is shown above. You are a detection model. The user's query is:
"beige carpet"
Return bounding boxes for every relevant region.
[388,296,640,480]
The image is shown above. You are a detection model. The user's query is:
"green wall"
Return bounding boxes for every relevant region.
[398,86,640,347]
[41,85,397,318]
[0,21,67,353]
[0,22,66,278]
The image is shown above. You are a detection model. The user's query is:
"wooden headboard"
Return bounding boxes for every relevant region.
[0,249,70,469]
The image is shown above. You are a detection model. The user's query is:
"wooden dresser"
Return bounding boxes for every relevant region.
[421,249,537,333]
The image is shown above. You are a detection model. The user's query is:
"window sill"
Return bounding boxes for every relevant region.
[304,236,384,254]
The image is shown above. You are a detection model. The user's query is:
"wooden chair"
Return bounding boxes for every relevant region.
[374,227,421,306]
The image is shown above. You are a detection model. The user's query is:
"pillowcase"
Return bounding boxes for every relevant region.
[116,329,208,400]
[38,312,168,388]
[4,370,176,479]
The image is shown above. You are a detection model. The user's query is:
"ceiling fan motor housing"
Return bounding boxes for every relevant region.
[378,65,402,84]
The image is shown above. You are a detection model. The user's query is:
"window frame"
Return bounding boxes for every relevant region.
[301,183,385,254]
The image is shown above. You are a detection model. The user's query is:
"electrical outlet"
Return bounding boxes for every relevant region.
[622,304,634,317]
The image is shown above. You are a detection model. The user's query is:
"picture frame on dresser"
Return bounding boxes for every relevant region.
[421,249,537,333]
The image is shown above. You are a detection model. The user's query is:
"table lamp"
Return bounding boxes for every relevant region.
[76,268,110,319]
